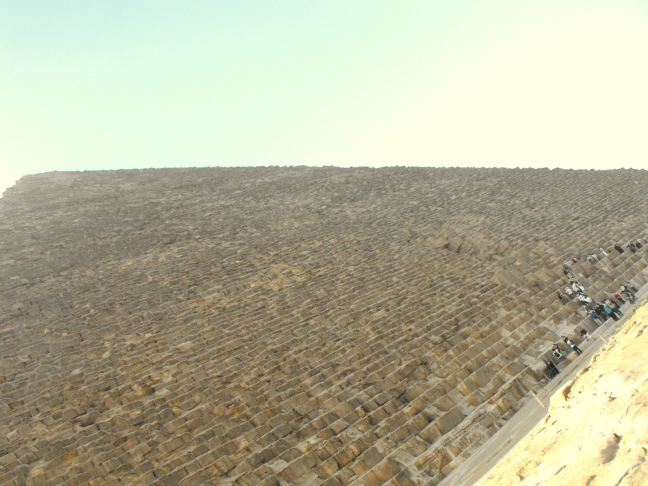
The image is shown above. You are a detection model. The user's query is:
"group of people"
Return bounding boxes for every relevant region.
[545,240,644,379]
[561,250,605,277]
[545,335,584,377]
[561,239,646,276]
[614,240,645,254]
[586,284,637,325]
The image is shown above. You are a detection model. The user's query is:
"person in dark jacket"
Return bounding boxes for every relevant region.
[545,360,560,378]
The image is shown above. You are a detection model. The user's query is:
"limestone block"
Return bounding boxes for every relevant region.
[432,395,457,413]
[426,237,449,249]
[350,447,383,476]
[316,439,343,461]
[400,436,429,457]
[334,442,362,468]
[319,478,344,486]
[447,237,464,253]
[354,417,373,433]
[435,407,467,435]
[492,268,525,286]
[383,469,417,486]
[401,383,427,403]
[358,457,402,486]
[314,456,339,478]
[279,455,317,482]
[419,423,442,445]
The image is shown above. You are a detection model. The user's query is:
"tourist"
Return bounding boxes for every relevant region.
[576,296,588,309]
[562,336,583,355]
[588,310,602,326]
[545,360,560,378]
[599,247,608,257]
[604,306,619,321]
[552,344,567,361]
[570,280,584,293]
[576,294,594,310]
[563,261,574,276]
[595,304,608,322]
[614,244,624,254]
[610,302,623,317]
[622,291,635,303]
[621,287,636,303]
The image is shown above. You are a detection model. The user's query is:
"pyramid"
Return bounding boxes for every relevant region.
[1,167,647,485]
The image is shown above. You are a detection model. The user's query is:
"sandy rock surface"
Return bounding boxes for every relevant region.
[477,301,648,485]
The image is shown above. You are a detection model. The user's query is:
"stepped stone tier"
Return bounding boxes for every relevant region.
[1,167,647,486]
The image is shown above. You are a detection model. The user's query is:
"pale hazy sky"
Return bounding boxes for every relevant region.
[1,0,647,195]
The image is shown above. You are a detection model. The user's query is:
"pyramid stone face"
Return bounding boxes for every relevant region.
[0,167,647,485]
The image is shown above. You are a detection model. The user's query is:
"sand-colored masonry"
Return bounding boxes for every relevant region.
[1,167,647,485]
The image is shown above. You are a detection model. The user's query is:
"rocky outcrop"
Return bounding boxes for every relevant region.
[0,167,647,485]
